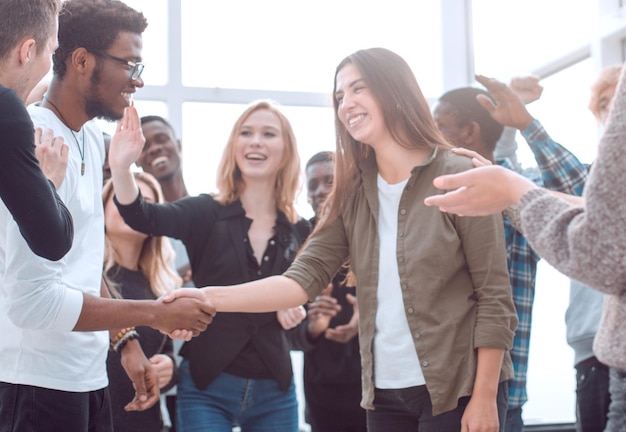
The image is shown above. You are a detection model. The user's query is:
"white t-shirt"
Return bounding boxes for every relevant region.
[374,173,425,389]
[0,106,108,392]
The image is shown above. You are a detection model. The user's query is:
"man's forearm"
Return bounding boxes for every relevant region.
[73,293,159,332]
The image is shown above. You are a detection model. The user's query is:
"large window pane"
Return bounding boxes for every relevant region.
[516,58,598,168]
[120,0,169,85]
[472,0,595,81]
[181,0,443,97]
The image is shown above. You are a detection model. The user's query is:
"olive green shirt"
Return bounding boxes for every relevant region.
[284,148,516,415]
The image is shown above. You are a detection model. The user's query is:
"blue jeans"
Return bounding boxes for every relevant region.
[0,382,112,432]
[176,360,298,432]
[606,367,626,432]
[366,381,508,432]
[575,357,609,432]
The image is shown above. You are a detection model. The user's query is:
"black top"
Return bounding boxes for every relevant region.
[115,193,310,391]
[288,218,362,412]
[105,265,176,432]
[0,86,73,260]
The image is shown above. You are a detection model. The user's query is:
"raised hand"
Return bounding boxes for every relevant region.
[120,339,160,412]
[475,74,535,131]
[34,128,69,189]
[108,102,145,172]
[325,293,359,343]
[509,75,543,104]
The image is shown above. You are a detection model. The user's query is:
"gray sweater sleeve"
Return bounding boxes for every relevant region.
[518,66,626,294]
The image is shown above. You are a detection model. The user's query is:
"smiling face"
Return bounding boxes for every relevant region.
[137,120,181,182]
[85,31,144,121]
[306,160,334,216]
[334,63,391,149]
[234,108,285,183]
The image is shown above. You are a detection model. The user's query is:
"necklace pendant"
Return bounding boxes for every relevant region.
[81,161,85,176]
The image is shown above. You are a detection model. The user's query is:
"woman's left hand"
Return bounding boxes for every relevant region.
[461,394,499,432]
[149,354,175,390]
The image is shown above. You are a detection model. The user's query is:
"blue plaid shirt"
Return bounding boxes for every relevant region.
[498,120,587,409]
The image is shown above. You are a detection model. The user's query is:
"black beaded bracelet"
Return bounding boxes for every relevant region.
[113,330,140,353]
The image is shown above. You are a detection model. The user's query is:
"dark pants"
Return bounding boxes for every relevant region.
[367,381,508,432]
[504,406,523,432]
[606,367,626,432]
[0,382,113,432]
[575,357,610,432]
[306,399,367,432]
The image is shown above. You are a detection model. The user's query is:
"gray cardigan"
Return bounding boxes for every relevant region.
[518,65,626,370]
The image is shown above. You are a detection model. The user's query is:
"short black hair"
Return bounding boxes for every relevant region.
[438,87,504,151]
[140,115,177,136]
[53,0,147,78]
[305,151,334,171]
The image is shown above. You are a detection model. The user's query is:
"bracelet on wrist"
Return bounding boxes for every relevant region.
[109,326,136,351]
[113,330,140,353]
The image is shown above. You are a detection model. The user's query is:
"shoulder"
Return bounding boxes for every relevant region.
[27,104,58,129]
[0,86,21,112]
[430,147,475,175]
[0,88,30,128]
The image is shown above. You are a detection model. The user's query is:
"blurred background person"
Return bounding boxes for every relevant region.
[103,172,181,431]
[289,151,366,432]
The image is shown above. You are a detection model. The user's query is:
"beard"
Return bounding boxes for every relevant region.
[85,64,123,122]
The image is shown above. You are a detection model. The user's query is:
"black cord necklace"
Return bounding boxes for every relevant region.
[44,98,86,176]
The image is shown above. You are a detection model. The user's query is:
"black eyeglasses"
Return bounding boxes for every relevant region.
[92,51,144,81]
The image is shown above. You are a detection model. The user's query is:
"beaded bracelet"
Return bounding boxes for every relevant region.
[112,330,140,353]
[109,327,136,351]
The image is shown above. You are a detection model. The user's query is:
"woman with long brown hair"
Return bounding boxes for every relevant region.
[109,100,309,431]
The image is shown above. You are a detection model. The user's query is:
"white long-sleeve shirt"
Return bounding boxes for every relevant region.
[0,106,108,392]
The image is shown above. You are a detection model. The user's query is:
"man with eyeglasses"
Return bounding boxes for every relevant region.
[0,1,216,431]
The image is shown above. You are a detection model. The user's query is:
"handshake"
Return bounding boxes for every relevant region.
[153,286,308,340]
[152,288,216,340]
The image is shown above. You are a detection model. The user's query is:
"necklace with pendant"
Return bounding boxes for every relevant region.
[44,98,86,176]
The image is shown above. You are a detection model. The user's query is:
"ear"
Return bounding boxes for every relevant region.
[70,47,94,75]
[463,121,482,147]
[18,38,37,66]
[177,139,183,153]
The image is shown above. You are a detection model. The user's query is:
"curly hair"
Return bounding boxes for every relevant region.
[53,0,147,78]
[0,0,62,61]
[305,151,334,171]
